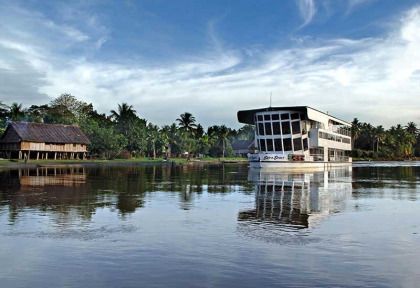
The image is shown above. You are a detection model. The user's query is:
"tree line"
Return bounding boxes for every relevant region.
[351,118,419,159]
[1,95,419,160]
[0,94,254,159]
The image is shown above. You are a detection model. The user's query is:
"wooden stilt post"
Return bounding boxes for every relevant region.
[19,151,22,159]
[46,153,48,160]
[37,152,39,160]
[54,152,57,160]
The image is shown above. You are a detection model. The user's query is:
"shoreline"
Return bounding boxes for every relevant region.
[1,158,418,170]
[0,158,249,170]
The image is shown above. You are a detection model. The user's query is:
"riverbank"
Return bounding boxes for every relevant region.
[352,157,420,161]
[0,157,248,169]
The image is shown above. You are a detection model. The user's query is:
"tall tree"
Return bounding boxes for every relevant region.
[110,103,137,124]
[405,122,419,136]
[176,112,197,134]
[27,105,49,123]
[110,103,145,156]
[146,124,160,159]
[0,102,9,128]
[219,125,230,158]
[9,103,25,121]
[50,94,90,124]
[351,118,361,149]
[374,125,385,152]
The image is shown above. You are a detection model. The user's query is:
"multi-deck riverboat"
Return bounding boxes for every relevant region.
[237,106,352,169]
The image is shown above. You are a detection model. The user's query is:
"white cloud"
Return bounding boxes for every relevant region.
[346,0,376,15]
[296,0,317,28]
[0,3,420,128]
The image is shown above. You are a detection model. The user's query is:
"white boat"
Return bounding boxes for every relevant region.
[237,106,352,169]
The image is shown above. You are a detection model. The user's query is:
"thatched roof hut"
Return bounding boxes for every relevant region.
[0,122,90,160]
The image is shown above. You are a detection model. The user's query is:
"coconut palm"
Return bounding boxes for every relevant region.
[405,122,419,136]
[176,112,197,134]
[146,124,160,159]
[219,125,229,158]
[375,125,385,152]
[9,103,25,121]
[110,103,137,123]
[160,125,171,158]
[351,118,361,149]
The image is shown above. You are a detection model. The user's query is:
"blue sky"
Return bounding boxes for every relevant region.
[0,0,419,128]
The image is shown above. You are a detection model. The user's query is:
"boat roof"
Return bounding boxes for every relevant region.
[237,106,351,126]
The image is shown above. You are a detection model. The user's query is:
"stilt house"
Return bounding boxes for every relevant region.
[0,122,90,160]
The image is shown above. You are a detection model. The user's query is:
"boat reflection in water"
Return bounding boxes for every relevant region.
[238,167,352,242]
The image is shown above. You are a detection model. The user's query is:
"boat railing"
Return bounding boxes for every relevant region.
[309,154,324,161]
[329,156,351,162]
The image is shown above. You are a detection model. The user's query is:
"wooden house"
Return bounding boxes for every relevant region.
[0,122,91,160]
[231,139,255,157]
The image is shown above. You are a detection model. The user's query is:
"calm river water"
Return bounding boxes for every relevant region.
[0,162,419,287]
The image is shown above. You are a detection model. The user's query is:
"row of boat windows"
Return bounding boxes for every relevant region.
[259,137,308,152]
[256,112,300,122]
[318,132,351,144]
[257,121,301,136]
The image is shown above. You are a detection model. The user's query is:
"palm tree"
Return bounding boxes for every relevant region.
[375,125,385,152]
[0,102,9,124]
[10,103,25,121]
[405,122,419,136]
[110,103,137,136]
[219,125,229,158]
[110,103,137,123]
[160,125,171,158]
[176,112,197,134]
[351,118,361,149]
[146,124,160,159]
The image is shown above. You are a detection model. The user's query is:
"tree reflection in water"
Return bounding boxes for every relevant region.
[0,164,251,225]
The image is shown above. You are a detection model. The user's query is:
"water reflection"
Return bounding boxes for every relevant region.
[0,164,251,225]
[238,168,352,234]
[352,165,419,201]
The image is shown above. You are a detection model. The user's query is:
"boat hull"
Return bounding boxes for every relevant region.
[248,160,351,170]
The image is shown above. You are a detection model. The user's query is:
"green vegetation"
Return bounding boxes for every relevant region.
[0,95,254,160]
[351,118,419,160]
[3,96,418,162]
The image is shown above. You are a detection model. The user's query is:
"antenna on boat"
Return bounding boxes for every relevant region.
[269,92,272,107]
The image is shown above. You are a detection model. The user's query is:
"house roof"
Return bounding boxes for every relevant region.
[232,139,254,150]
[237,106,351,126]
[0,122,91,145]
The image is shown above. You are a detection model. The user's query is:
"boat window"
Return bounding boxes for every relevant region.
[272,122,281,135]
[303,138,308,151]
[293,138,303,151]
[281,122,291,135]
[292,121,301,135]
[265,122,272,135]
[281,113,289,120]
[274,138,282,152]
[266,139,274,151]
[260,139,266,151]
[257,115,263,121]
[258,123,265,136]
[264,114,271,121]
[272,114,279,120]
[291,113,300,120]
[283,138,292,151]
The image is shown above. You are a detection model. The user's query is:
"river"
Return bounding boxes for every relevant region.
[0,162,419,287]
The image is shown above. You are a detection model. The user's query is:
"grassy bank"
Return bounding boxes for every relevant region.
[0,157,248,168]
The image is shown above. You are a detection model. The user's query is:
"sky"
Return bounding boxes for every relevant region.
[0,0,419,128]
